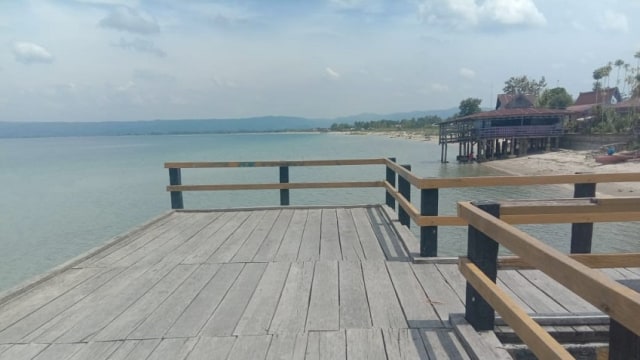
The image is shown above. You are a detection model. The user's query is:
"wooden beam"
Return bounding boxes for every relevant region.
[459,258,573,360]
[420,172,640,189]
[500,197,640,215]
[167,181,384,192]
[414,211,640,227]
[458,201,640,336]
[498,253,640,270]
[164,158,387,168]
[383,181,420,223]
[384,159,422,188]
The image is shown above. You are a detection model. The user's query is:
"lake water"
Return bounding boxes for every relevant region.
[2,133,639,291]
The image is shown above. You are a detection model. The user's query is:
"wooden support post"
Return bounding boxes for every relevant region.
[398,164,411,228]
[609,279,640,360]
[465,200,500,331]
[420,188,438,257]
[386,157,397,208]
[169,168,184,209]
[571,181,596,253]
[280,166,290,206]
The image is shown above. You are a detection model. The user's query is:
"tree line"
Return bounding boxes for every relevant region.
[330,115,443,131]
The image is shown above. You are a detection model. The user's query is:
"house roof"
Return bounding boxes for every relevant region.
[614,96,640,109]
[573,88,622,106]
[495,94,537,110]
[440,108,570,125]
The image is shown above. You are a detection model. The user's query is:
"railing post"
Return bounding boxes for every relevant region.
[398,164,411,228]
[420,188,438,257]
[385,157,396,209]
[465,200,500,331]
[169,168,184,210]
[571,181,596,253]
[280,166,290,206]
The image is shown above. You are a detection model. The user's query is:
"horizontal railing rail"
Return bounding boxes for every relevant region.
[457,198,640,359]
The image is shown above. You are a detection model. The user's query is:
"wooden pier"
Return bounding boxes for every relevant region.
[1,159,639,359]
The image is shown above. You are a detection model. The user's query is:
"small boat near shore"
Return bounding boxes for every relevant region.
[595,154,628,164]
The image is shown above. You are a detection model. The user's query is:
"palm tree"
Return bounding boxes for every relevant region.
[623,63,631,96]
[614,59,625,88]
[593,68,604,92]
[635,50,640,73]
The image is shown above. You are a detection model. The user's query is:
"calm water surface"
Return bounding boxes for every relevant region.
[1,133,638,291]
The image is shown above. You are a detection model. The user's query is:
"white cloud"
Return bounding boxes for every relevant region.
[431,82,449,92]
[12,42,54,64]
[114,37,166,57]
[99,6,159,34]
[599,10,629,32]
[326,67,341,79]
[480,0,545,26]
[330,0,384,13]
[459,67,475,79]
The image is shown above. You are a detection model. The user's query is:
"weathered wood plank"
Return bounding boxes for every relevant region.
[92,264,198,341]
[435,263,467,303]
[185,337,235,360]
[411,263,465,322]
[336,209,365,261]
[234,262,291,335]
[232,210,281,262]
[201,262,267,336]
[165,158,386,168]
[206,211,267,263]
[338,261,371,329]
[102,340,140,360]
[351,208,385,260]
[420,329,470,360]
[32,343,83,360]
[499,270,567,314]
[266,333,308,360]
[497,278,535,313]
[181,211,251,264]
[274,210,308,262]
[386,262,441,328]
[362,261,407,329]
[112,339,160,360]
[449,314,512,360]
[0,344,48,360]
[226,335,272,360]
[66,341,120,360]
[368,207,408,261]
[306,261,340,331]
[382,328,429,360]
[253,209,294,262]
[297,209,322,261]
[346,329,386,360]
[127,264,221,339]
[146,338,197,360]
[0,345,9,356]
[306,331,346,360]
[269,262,314,334]
[320,209,342,261]
[165,263,243,338]
[519,269,599,313]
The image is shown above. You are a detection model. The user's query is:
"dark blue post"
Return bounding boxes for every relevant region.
[169,168,184,210]
[420,188,439,257]
[570,182,596,253]
[280,166,290,206]
[465,200,500,331]
[385,157,396,208]
[398,164,411,228]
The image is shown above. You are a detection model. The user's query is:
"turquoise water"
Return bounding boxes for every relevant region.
[1,133,639,291]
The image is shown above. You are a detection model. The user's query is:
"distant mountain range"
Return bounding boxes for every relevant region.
[0,108,457,138]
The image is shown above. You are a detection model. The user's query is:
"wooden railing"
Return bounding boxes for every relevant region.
[457,198,640,359]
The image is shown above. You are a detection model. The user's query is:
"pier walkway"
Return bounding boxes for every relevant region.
[0,206,634,359]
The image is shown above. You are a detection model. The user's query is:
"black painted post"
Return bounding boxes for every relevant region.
[398,164,411,228]
[280,166,290,206]
[609,280,640,360]
[420,188,439,257]
[169,168,184,210]
[385,157,397,209]
[465,200,500,331]
[570,182,596,253]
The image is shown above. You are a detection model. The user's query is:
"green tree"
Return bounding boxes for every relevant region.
[614,59,625,87]
[502,75,547,96]
[457,98,482,117]
[537,87,574,109]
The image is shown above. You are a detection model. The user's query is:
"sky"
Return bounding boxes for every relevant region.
[1,0,639,122]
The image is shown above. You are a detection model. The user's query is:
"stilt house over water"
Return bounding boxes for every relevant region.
[438,93,569,163]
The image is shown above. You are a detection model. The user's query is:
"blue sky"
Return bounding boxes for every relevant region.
[1,0,639,122]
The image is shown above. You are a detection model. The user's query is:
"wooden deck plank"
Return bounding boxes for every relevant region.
[336,209,366,261]
[411,264,465,323]
[306,261,340,331]
[92,264,198,341]
[66,341,120,360]
[181,211,251,264]
[497,278,535,313]
[269,262,314,334]
[0,344,48,360]
[32,343,83,360]
[102,341,140,360]
[112,339,160,360]
[297,209,322,261]
[434,263,467,303]
[306,331,346,360]
[382,328,429,360]
[274,210,308,262]
[234,262,291,335]
[165,263,243,338]
[362,260,407,329]
[320,209,342,261]
[386,262,441,329]
[367,207,408,261]
[253,209,294,262]
[206,211,267,263]
[226,335,272,360]
[266,333,308,360]
[351,208,385,260]
[146,338,196,360]
[185,337,235,360]
[338,261,372,329]
[200,262,267,336]
[126,264,221,339]
[519,269,599,313]
[498,270,567,314]
[346,329,386,360]
[420,329,470,360]
[232,210,281,262]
